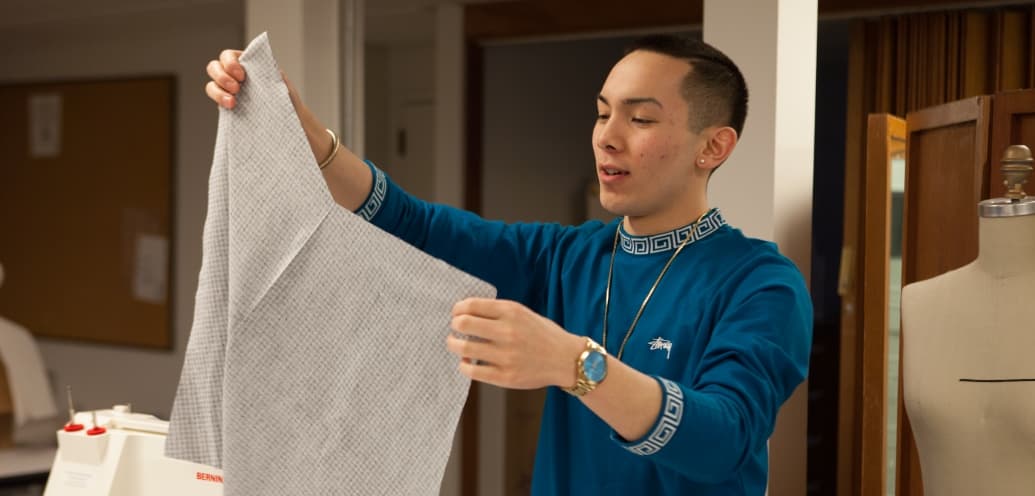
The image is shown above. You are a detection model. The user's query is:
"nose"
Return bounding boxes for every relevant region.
[594,119,621,153]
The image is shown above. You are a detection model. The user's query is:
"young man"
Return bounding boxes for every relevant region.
[206,35,811,495]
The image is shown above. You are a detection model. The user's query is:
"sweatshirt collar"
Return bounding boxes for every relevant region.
[618,209,726,255]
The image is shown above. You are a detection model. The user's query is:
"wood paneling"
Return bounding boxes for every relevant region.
[903,97,991,283]
[996,10,1030,91]
[989,89,1035,198]
[962,11,993,97]
[850,7,1033,114]
[820,0,1017,16]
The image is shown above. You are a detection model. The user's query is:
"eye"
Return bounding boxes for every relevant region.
[631,117,656,124]
[597,113,610,121]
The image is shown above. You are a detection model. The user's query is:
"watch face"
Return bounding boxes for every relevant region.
[583,351,607,382]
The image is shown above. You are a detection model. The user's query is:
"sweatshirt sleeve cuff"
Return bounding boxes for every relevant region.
[610,376,685,456]
[354,159,387,221]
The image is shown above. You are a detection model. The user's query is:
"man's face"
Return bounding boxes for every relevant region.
[593,50,704,220]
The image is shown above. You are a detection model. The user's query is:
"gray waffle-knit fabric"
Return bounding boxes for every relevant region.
[166,33,495,496]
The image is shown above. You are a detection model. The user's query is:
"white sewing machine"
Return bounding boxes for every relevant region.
[43,404,223,496]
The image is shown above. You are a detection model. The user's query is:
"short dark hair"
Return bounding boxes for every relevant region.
[624,35,748,137]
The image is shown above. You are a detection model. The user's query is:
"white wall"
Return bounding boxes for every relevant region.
[704,2,817,494]
[0,6,243,417]
[365,44,393,172]
[244,0,344,137]
[365,42,436,200]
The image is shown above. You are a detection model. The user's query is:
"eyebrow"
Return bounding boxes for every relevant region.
[597,94,664,109]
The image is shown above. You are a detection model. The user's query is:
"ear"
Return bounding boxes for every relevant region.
[695,126,738,172]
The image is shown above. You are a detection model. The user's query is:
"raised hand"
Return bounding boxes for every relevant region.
[205,49,245,109]
[446,298,584,390]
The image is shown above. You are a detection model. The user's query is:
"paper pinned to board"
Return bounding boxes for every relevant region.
[28,94,62,158]
[132,234,168,304]
[166,32,496,496]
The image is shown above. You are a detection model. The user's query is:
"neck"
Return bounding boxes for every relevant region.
[622,195,710,236]
[974,213,1035,277]
[623,206,711,236]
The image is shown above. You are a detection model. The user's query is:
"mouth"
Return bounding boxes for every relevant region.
[598,165,629,177]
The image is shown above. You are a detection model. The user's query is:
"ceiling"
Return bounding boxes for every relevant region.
[11,0,1020,46]
[0,0,503,44]
[0,0,232,29]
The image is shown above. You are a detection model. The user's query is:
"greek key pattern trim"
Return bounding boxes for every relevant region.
[624,377,684,456]
[619,209,726,255]
[357,166,387,221]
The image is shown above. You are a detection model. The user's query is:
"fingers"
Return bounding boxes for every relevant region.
[205,49,244,109]
[219,49,245,81]
[457,360,505,387]
[204,80,235,109]
[445,332,501,365]
[448,298,556,390]
[449,313,510,342]
[452,297,512,319]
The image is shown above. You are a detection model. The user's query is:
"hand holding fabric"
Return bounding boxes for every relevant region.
[447,298,584,390]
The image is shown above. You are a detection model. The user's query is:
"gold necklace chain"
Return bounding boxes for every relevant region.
[601,210,711,360]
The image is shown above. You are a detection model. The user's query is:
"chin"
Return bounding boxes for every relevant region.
[598,196,637,218]
[597,195,622,216]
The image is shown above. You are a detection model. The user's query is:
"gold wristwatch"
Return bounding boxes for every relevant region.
[564,338,608,397]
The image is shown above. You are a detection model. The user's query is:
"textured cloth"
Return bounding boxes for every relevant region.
[166,32,495,496]
[359,169,812,495]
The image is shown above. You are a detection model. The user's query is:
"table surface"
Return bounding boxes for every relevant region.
[0,446,55,479]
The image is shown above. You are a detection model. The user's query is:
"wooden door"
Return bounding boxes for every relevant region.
[838,113,907,496]
[862,114,906,495]
[897,95,992,496]
[838,113,906,496]
[989,89,1035,191]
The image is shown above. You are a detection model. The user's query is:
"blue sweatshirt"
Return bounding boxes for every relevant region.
[357,163,812,495]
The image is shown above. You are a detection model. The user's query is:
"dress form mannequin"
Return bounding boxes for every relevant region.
[902,145,1035,495]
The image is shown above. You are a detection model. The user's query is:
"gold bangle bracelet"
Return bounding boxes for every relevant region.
[318,128,340,170]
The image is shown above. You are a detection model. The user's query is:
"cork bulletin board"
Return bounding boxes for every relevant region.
[0,76,175,349]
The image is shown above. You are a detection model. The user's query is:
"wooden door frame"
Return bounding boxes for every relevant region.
[862,114,907,495]
[838,111,907,496]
